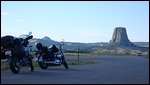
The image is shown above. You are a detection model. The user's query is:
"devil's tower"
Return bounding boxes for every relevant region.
[109,27,134,46]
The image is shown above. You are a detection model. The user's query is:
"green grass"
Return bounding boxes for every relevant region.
[32,61,39,67]
[64,53,98,56]
[1,60,95,71]
[1,64,9,71]
[67,60,95,65]
[31,51,148,57]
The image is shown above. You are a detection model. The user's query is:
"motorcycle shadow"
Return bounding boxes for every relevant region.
[40,65,85,72]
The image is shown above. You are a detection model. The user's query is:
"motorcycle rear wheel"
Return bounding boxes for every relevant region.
[38,62,48,69]
[9,62,20,74]
[28,58,34,71]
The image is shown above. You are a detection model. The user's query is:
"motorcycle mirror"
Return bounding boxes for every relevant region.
[60,41,64,45]
[60,39,65,45]
[29,31,32,35]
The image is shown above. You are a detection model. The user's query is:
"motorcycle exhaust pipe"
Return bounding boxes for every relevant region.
[44,60,61,64]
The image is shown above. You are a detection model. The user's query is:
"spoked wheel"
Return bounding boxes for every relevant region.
[9,61,21,74]
[63,60,69,69]
[38,61,48,69]
[61,55,69,69]
[27,58,34,72]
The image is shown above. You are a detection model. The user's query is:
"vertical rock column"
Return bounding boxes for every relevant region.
[109,27,134,46]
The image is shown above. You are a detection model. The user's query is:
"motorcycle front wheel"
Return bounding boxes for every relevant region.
[63,60,69,69]
[28,58,34,71]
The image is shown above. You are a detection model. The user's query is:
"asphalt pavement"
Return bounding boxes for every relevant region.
[1,56,149,84]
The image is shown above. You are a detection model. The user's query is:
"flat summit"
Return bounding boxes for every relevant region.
[109,27,134,46]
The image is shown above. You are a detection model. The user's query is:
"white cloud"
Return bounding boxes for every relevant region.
[1,12,11,15]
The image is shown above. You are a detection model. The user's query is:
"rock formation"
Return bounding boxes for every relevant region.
[109,27,134,46]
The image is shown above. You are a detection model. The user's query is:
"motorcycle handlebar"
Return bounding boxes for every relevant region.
[20,35,33,45]
[25,35,33,40]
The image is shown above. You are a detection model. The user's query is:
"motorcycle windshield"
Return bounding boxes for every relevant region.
[19,34,29,39]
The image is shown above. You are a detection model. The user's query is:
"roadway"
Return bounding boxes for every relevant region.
[1,56,149,84]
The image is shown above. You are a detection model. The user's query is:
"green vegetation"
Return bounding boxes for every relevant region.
[64,53,97,56]
[1,45,149,71]
[67,60,95,65]
[1,64,9,71]
[90,45,149,56]
[1,60,95,71]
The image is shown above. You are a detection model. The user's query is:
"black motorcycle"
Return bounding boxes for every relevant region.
[34,42,68,69]
[1,32,34,74]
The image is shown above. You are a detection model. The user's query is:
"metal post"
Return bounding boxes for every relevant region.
[78,46,79,62]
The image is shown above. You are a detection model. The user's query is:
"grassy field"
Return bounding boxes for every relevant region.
[1,52,96,71]
[29,52,96,56]
[1,58,95,71]
[1,52,148,71]
[30,52,148,56]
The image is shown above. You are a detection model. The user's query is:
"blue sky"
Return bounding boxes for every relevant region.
[1,1,149,43]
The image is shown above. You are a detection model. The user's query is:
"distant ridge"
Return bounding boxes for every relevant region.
[42,36,51,40]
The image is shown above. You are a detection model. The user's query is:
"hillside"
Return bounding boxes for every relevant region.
[28,36,149,56]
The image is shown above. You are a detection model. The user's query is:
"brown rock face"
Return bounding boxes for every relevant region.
[109,27,134,46]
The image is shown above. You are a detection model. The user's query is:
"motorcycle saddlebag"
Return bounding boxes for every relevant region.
[43,51,54,59]
[1,35,15,48]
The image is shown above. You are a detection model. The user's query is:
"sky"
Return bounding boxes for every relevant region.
[1,1,149,43]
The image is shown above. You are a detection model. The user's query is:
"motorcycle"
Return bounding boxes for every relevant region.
[34,42,69,69]
[1,32,34,74]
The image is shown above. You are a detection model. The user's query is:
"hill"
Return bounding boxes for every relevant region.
[28,36,149,56]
